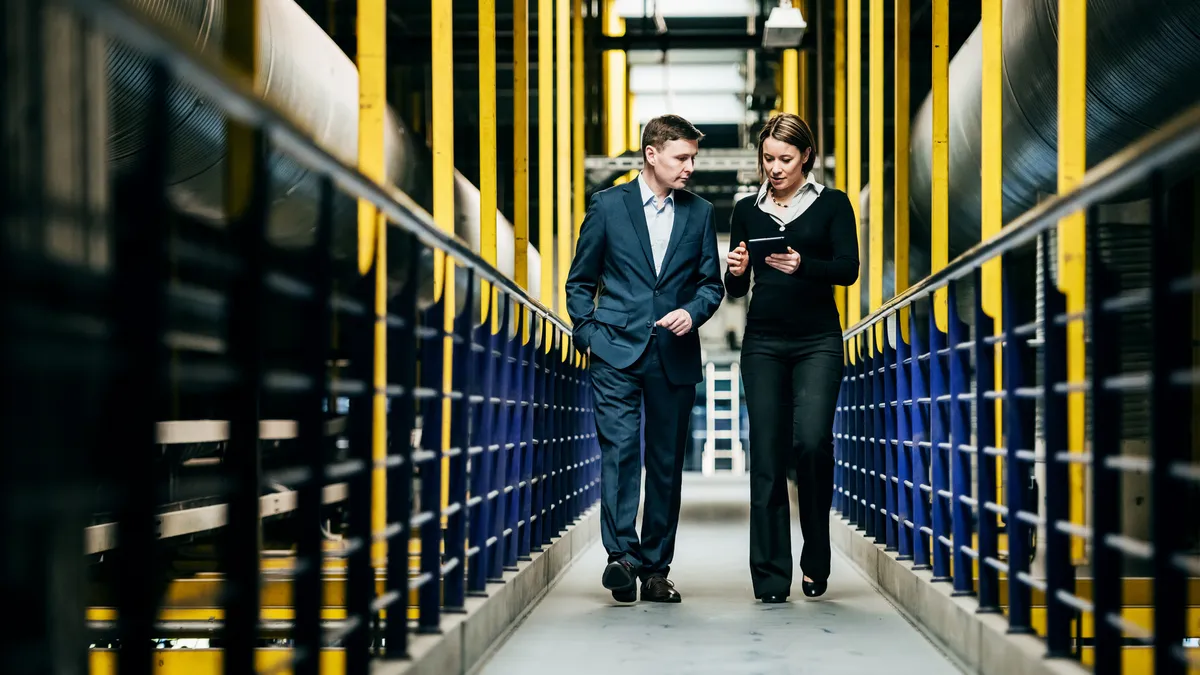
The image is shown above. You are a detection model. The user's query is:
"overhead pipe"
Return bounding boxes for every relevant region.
[107,0,543,309]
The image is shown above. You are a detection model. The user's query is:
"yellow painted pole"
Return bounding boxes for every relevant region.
[1057,0,1087,562]
[539,0,554,306]
[602,0,627,157]
[894,0,910,342]
[847,0,862,328]
[573,0,585,241]
[981,0,1005,503]
[480,0,498,324]
[797,0,809,121]
[931,0,949,333]
[782,49,799,114]
[834,0,847,328]
[557,0,571,318]
[514,0,531,291]
[432,0,456,515]
[868,0,883,315]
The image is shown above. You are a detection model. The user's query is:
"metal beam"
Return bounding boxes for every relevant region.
[585,149,759,174]
[595,31,769,51]
[90,649,346,674]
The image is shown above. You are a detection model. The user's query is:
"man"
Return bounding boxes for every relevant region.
[565,114,724,603]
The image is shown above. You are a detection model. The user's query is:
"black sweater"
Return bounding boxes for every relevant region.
[724,188,860,338]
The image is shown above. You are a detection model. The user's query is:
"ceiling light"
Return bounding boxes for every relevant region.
[762,0,807,49]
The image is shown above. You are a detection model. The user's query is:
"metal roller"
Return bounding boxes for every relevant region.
[107,0,542,310]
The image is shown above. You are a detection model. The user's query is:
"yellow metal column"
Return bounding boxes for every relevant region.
[514,0,531,290]
[782,49,799,115]
[573,0,585,240]
[847,0,862,327]
[894,0,910,342]
[358,0,389,568]
[868,0,883,318]
[981,0,1004,501]
[797,0,809,120]
[834,0,847,327]
[432,0,456,511]
[556,0,571,317]
[1057,0,1087,561]
[481,0,499,326]
[931,0,949,333]
[602,0,627,157]
[539,0,554,305]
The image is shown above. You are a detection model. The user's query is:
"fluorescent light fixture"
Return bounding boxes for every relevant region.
[762,0,807,49]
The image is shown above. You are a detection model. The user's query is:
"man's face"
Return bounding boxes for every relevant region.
[646,138,699,190]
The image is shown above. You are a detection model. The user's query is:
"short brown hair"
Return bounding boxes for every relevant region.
[757,113,816,182]
[640,114,704,161]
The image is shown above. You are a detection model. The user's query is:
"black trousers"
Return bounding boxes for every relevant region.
[591,336,695,580]
[740,330,843,598]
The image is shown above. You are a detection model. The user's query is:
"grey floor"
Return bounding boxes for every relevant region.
[477,473,964,675]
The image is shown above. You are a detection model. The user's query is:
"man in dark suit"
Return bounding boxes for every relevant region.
[565,115,725,603]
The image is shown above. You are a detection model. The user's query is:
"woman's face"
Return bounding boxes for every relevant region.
[761,136,811,195]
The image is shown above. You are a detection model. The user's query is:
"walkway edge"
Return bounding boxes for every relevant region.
[372,504,601,675]
[829,513,1088,675]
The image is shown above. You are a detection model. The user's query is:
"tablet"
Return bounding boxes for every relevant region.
[746,236,789,261]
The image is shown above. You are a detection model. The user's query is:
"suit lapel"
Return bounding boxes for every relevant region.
[656,191,691,285]
[622,182,658,277]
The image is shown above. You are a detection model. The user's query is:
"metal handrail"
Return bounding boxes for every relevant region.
[844,99,1200,339]
[58,0,571,334]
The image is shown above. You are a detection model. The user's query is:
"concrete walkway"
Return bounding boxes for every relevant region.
[477,474,964,675]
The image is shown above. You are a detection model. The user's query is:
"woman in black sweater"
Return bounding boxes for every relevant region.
[725,113,859,603]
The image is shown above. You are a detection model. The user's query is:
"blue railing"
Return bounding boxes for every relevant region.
[834,103,1200,674]
[6,1,599,674]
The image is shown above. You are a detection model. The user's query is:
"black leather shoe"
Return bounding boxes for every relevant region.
[761,594,788,604]
[640,575,682,603]
[602,560,637,602]
[802,578,827,598]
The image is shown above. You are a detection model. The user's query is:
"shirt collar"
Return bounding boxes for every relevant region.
[638,172,674,208]
[755,171,825,205]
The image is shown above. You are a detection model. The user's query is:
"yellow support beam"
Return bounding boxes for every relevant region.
[539,0,554,305]
[797,0,809,120]
[556,0,571,318]
[480,0,497,324]
[834,0,847,328]
[781,49,799,114]
[433,0,456,513]
[514,0,531,291]
[931,0,949,333]
[982,0,1005,503]
[846,0,862,329]
[357,0,388,571]
[894,0,910,342]
[90,650,348,675]
[573,0,586,241]
[868,0,883,317]
[602,0,627,157]
[1057,0,1087,562]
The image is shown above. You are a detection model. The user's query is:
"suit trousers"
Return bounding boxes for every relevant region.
[740,329,844,598]
[591,335,695,581]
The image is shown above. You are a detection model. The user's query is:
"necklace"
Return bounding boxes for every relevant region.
[770,186,800,231]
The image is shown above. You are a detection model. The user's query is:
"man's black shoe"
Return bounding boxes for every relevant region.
[640,575,681,603]
[761,594,788,604]
[602,560,637,602]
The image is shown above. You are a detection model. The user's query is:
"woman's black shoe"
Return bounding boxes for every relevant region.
[801,579,827,598]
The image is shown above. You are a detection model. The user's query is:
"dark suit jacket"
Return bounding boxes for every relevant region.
[565,180,725,386]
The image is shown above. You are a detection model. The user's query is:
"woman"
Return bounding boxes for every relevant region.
[724,113,859,603]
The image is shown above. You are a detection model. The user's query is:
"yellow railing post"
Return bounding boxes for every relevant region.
[480,0,498,327]
[357,0,388,569]
[539,0,554,305]
[982,0,1005,505]
[432,0,456,518]
[894,0,910,342]
[847,0,862,329]
[868,0,884,357]
[556,0,571,318]
[834,0,847,329]
[931,0,949,333]
[573,0,585,242]
[1057,0,1088,562]
[514,0,531,291]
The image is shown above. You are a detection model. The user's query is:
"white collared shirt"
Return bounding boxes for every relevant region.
[638,172,675,275]
[756,172,825,227]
